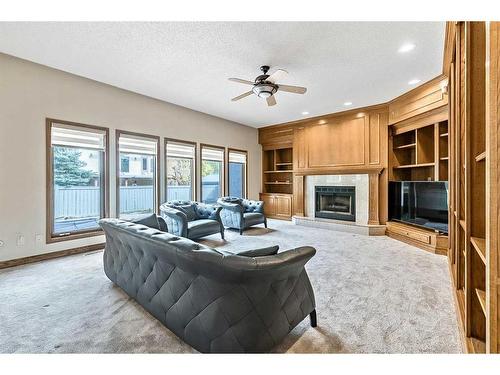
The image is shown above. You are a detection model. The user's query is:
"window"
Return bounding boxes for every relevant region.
[200,144,225,204]
[120,157,129,173]
[165,139,196,202]
[228,149,247,198]
[46,119,108,242]
[116,131,159,219]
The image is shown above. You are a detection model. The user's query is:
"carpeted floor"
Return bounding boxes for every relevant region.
[0,219,463,353]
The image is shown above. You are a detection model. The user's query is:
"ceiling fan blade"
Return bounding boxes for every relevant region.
[278,84,307,94]
[228,78,255,85]
[231,91,253,101]
[266,69,288,84]
[266,95,277,107]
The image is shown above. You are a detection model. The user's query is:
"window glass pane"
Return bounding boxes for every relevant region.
[166,156,193,201]
[53,146,103,234]
[229,162,245,198]
[228,151,246,198]
[119,151,156,219]
[201,160,221,203]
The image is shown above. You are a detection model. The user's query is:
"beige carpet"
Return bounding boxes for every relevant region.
[0,219,463,353]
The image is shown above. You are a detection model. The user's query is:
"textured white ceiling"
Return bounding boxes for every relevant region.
[0,22,445,127]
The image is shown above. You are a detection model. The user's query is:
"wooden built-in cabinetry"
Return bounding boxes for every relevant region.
[259,106,389,223]
[260,145,294,219]
[386,77,450,255]
[445,21,499,353]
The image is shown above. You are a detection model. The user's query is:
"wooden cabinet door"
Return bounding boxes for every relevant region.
[275,195,292,218]
[261,194,275,217]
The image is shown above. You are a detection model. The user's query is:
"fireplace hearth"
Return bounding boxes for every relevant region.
[315,186,356,221]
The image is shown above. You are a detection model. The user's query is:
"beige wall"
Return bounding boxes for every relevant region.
[0,53,261,262]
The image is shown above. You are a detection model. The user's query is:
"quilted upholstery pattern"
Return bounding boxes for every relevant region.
[217,197,266,233]
[99,219,316,353]
[160,201,224,240]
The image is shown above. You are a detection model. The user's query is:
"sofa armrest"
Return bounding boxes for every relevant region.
[237,245,279,257]
[217,200,243,213]
[159,207,188,237]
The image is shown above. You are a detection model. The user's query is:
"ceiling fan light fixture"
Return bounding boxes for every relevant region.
[252,83,278,98]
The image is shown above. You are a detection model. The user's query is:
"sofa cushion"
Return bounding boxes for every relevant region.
[243,212,265,227]
[132,213,160,230]
[177,204,198,221]
[188,219,220,239]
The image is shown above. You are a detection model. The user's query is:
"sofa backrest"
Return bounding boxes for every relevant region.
[99,219,314,284]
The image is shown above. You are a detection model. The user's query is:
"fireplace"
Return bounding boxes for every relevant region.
[315,186,356,221]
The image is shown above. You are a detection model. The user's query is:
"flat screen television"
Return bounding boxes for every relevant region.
[388,181,449,234]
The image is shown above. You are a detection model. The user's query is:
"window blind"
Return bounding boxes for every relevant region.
[51,124,105,150]
[166,141,195,158]
[119,135,157,155]
[229,151,247,164]
[202,147,224,161]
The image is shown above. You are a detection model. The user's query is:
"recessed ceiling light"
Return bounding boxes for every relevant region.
[408,79,421,85]
[398,43,416,53]
[344,102,353,106]
[301,111,309,115]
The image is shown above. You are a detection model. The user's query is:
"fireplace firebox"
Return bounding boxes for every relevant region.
[315,186,356,221]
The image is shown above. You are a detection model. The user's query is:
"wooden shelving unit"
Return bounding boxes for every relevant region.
[261,146,293,220]
[387,100,449,255]
[446,21,499,353]
[390,120,449,182]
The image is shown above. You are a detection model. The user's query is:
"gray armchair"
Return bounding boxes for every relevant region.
[160,200,224,240]
[99,218,317,353]
[217,197,267,234]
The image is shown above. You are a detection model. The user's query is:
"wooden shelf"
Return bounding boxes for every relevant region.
[475,151,486,162]
[275,162,293,166]
[263,170,292,174]
[471,237,486,264]
[395,143,416,149]
[476,288,487,316]
[440,133,449,137]
[393,162,435,169]
[264,182,292,185]
[440,156,449,161]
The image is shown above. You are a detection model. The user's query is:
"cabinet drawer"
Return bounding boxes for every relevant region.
[407,231,431,244]
[389,224,431,244]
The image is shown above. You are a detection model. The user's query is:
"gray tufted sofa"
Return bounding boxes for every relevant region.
[159,200,224,240]
[99,218,317,353]
[217,197,267,234]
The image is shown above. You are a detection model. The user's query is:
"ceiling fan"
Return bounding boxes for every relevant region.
[229,65,307,107]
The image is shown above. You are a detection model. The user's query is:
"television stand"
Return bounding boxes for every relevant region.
[386,221,448,255]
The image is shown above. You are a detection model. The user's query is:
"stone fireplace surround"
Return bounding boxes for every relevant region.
[292,174,386,236]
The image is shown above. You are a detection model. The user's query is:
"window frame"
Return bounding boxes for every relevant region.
[227,148,248,199]
[200,143,226,203]
[115,130,161,218]
[46,118,110,244]
[164,138,197,202]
